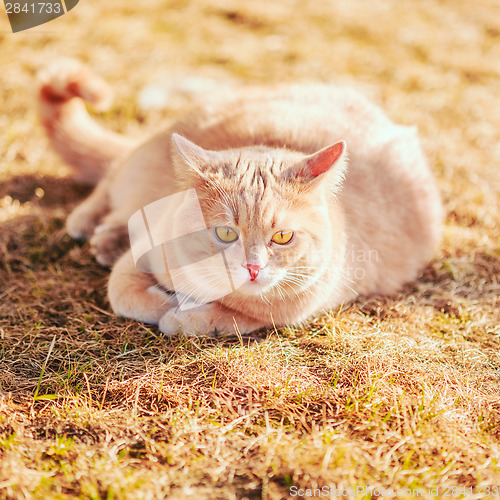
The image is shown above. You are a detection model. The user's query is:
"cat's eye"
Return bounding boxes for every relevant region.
[271,230,294,245]
[214,226,239,243]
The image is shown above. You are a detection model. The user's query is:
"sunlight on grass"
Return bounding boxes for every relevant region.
[1,0,500,497]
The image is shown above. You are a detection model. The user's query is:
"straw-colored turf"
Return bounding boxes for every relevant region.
[1,0,499,498]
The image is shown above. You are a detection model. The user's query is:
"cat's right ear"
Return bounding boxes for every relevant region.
[283,140,348,191]
[171,133,216,178]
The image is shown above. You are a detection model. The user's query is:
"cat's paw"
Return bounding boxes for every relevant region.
[90,223,129,266]
[66,203,102,241]
[109,284,176,325]
[159,303,217,337]
[158,302,261,336]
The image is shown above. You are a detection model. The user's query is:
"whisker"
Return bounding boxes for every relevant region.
[258,292,273,306]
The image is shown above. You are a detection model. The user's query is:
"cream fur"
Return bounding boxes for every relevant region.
[38,60,442,336]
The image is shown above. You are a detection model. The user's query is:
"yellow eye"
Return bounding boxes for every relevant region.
[271,230,294,245]
[215,226,239,243]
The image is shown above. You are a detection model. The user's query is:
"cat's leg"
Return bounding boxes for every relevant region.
[158,301,266,336]
[66,178,110,240]
[108,250,176,324]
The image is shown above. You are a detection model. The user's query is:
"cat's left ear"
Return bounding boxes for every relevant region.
[284,141,348,190]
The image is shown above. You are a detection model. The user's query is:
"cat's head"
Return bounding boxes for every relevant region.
[164,133,348,307]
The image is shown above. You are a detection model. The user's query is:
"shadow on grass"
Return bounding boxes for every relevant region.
[1,174,499,413]
[0,174,93,207]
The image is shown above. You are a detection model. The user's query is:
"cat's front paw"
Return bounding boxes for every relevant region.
[90,223,129,266]
[158,303,217,336]
[66,203,101,241]
[158,302,263,336]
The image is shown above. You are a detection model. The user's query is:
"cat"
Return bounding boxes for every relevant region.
[38,60,442,336]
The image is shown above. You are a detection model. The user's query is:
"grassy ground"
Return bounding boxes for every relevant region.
[1,0,500,498]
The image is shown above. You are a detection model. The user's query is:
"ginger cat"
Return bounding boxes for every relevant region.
[38,60,442,335]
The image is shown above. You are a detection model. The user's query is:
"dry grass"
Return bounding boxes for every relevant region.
[1,0,500,498]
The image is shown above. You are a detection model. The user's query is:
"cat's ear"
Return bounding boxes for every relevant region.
[171,133,217,177]
[284,141,347,190]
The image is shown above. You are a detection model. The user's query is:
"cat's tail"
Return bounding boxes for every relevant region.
[38,59,137,185]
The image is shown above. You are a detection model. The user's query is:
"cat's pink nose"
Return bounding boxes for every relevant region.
[246,264,261,281]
